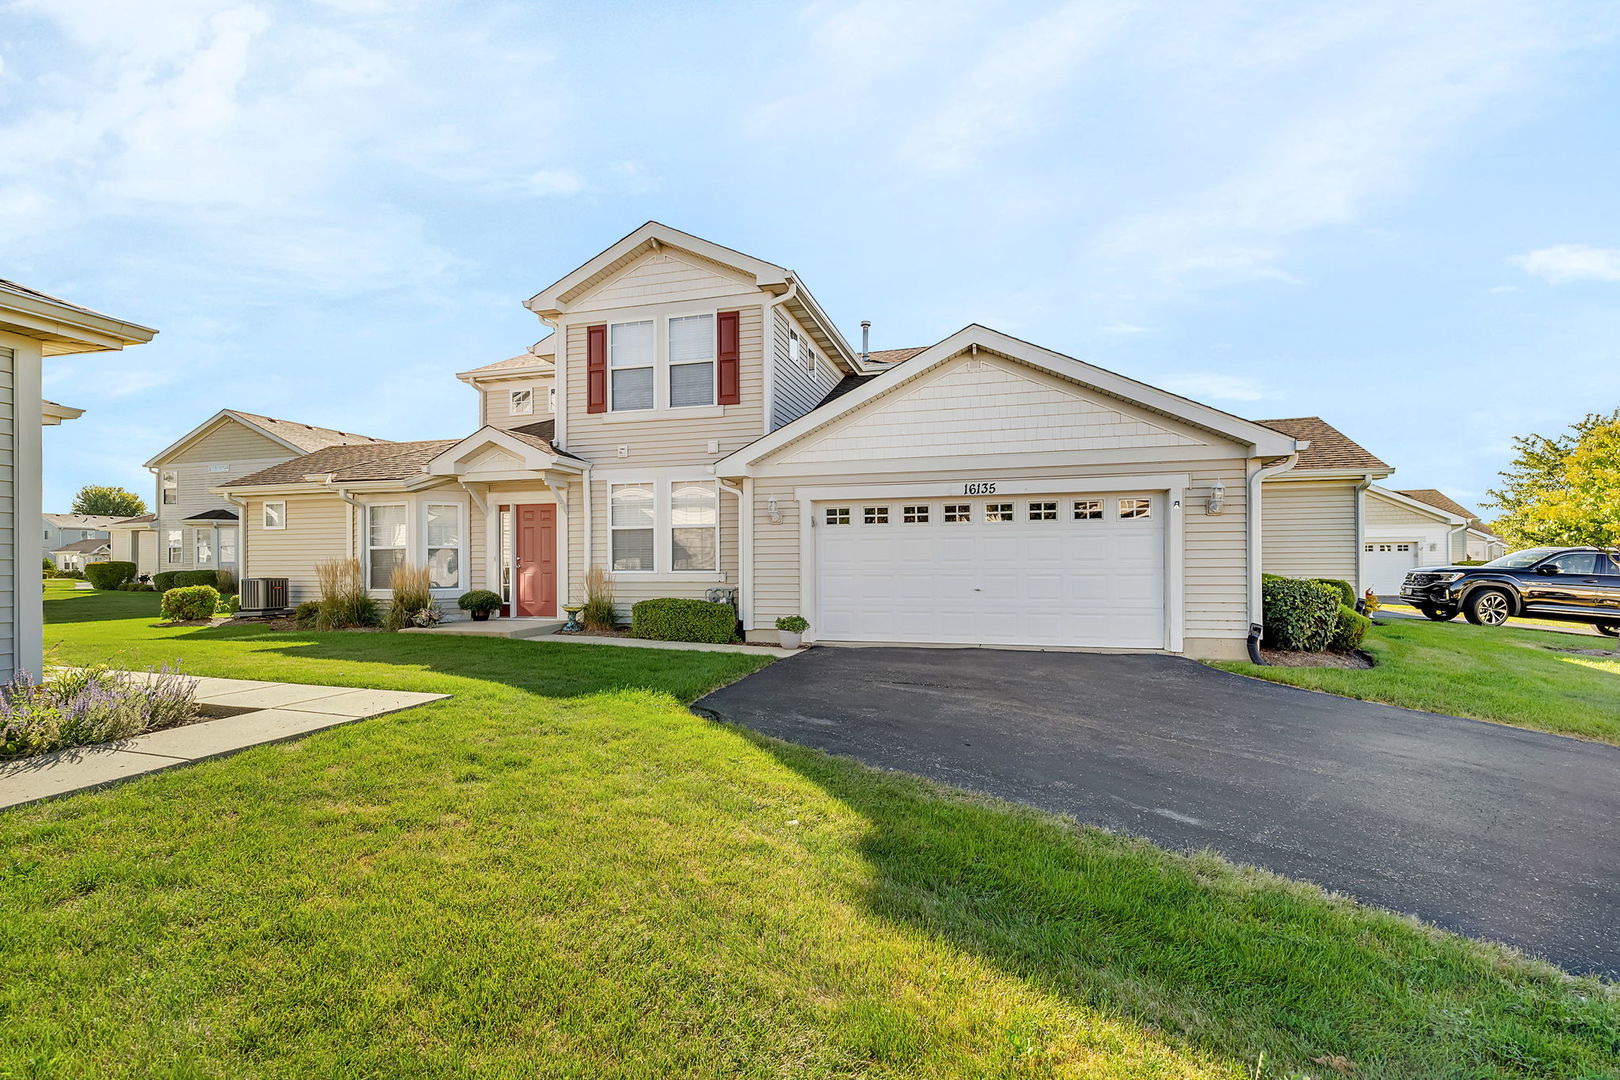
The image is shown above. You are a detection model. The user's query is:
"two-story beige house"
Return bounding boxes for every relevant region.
[199,222,1443,659]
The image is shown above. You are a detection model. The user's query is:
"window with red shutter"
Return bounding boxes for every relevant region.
[586,323,607,413]
[717,310,740,405]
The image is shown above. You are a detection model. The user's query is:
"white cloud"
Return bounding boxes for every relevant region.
[1159,372,1278,402]
[1512,244,1620,284]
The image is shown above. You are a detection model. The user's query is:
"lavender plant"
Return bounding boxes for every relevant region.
[0,664,200,759]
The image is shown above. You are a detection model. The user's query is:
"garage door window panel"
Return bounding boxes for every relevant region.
[902,505,929,524]
[1074,499,1103,520]
[944,504,971,523]
[1119,498,1151,519]
[863,506,889,525]
[825,507,850,525]
[1029,501,1058,521]
[986,503,1014,522]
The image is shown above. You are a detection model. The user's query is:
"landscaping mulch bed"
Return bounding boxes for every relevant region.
[1258,648,1373,669]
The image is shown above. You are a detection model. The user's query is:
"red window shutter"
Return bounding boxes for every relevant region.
[717,310,741,405]
[586,323,607,413]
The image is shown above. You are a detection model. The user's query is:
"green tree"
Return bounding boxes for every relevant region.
[70,485,147,518]
[1484,411,1620,548]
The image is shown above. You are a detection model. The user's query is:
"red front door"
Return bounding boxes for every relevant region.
[516,504,557,617]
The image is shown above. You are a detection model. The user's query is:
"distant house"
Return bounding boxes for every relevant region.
[1,279,155,680]
[43,513,122,556]
[1395,488,1508,564]
[107,513,160,578]
[52,537,112,574]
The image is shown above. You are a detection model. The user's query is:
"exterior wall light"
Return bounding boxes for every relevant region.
[767,495,783,524]
[1206,479,1226,515]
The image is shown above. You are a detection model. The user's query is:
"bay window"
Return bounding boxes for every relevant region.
[667,314,715,407]
[367,504,407,589]
[425,503,462,589]
[670,482,717,571]
[218,527,238,566]
[611,484,655,570]
[609,320,655,410]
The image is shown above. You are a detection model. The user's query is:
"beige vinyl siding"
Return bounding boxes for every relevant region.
[562,304,766,467]
[168,420,289,464]
[154,419,299,571]
[0,346,14,677]
[771,306,842,429]
[1260,479,1359,583]
[582,475,739,615]
[749,457,1252,643]
[1364,492,1458,566]
[242,493,351,604]
[569,249,755,312]
[482,373,556,431]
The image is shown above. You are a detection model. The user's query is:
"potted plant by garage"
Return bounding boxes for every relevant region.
[776,615,809,649]
[458,590,503,622]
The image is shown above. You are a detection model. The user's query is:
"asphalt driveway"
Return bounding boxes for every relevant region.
[696,647,1620,978]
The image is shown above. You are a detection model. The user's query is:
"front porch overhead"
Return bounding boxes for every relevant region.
[423,426,585,485]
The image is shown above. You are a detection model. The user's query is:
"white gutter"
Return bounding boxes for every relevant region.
[761,279,799,435]
[321,476,362,560]
[720,478,748,627]
[1352,473,1373,594]
[1248,452,1300,630]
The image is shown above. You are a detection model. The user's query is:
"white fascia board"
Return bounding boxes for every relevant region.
[1367,484,1468,524]
[715,324,1300,475]
[1266,466,1394,482]
[525,221,790,315]
[423,425,580,476]
[0,292,157,353]
[143,410,308,468]
[787,278,859,371]
[41,400,85,425]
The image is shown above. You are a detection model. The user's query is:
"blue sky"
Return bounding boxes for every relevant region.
[7,0,1619,517]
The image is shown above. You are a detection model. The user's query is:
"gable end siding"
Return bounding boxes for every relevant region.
[771,306,842,430]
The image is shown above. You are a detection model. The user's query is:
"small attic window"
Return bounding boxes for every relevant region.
[510,388,534,416]
[547,386,557,413]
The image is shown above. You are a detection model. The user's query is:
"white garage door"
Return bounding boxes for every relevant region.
[814,493,1166,648]
[1364,541,1419,595]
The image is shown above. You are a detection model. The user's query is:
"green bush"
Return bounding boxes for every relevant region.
[1261,577,1340,652]
[42,556,54,572]
[293,601,322,630]
[630,598,737,644]
[1311,578,1356,607]
[84,561,137,590]
[775,615,809,634]
[160,585,220,621]
[458,590,502,614]
[116,582,156,592]
[217,593,241,616]
[151,571,181,592]
[1330,604,1372,652]
[174,570,221,588]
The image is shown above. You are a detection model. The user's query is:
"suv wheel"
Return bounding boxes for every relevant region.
[1418,604,1457,622]
[1463,588,1513,627]
[1597,622,1620,637]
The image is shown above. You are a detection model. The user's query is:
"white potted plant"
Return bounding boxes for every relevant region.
[775,615,808,649]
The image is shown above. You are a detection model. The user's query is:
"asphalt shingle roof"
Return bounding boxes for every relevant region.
[1399,489,1497,534]
[224,440,459,487]
[1256,417,1390,472]
[54,537,111,554]
[229,411,390,453]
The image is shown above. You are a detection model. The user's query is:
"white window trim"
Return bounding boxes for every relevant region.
[366,502,409,594]
[195,529,214,568]
[262,500,287,530]
[510,387,535,416]
[161,470,178,505]
[166,529,184,565]
[218,525,239,566]
[602,305,727,417]
[424,501,466,591]
[670,479,719,573]
[601,472,726,580]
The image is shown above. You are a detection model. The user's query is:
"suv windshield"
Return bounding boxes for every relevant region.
[1485,548,1563,569]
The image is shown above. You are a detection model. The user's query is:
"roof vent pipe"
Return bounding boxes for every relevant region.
[860,320,871,366]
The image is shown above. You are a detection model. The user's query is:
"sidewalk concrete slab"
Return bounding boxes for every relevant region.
[1,674,447,811]
[538,633,788,658]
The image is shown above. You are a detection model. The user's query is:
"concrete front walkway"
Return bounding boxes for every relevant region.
[0,674,447,811]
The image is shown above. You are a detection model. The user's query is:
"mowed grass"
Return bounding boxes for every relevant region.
[0,583,1614,1078]
[1215,616,1620,744]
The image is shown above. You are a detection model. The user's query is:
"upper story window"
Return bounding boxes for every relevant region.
[547,385,557,413]
[609,320,655,411]
[667,314,715,408]
[161,470,178,504]
[510,388,534,416]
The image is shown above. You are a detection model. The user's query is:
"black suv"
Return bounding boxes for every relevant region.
[1400,547,1620,635]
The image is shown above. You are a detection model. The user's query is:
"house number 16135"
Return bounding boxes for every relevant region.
[961,481,998,495]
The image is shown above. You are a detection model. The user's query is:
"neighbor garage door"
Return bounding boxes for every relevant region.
[814,493,1166,648]
[1363,541,1420,595]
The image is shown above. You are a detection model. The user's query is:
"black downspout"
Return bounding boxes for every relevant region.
[1247,623,1265,665]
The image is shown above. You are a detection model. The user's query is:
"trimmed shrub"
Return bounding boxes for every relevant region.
[117,582,156,592]
[1261,576,1340,652]
[85,561,137,590]
[1311,578,1356,608]
[581,566,618,632]
[293,601,322,630]
[1330,604,1372,652]
[160,585,220,621]
[42,556,55,572]
[174,570,222,589]
[631,598,738,644]
[152,571,182,592]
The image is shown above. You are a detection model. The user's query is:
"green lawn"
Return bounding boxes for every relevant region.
[2,583,1616,1078]
[1215,617,1620,744]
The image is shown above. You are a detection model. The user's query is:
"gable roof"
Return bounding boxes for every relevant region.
[44,513,123,529]
[53,537,111,554]
[1256,417,1390,473]
[221,440,459,487]
[457,339,557,382]
[718,324,1300,475]
[1398,489,1498,535]
[109,513,157,527]
[864,347,927,365]
[145,409,390,467]
[424,421,585,478]
[1367,485,1468,525]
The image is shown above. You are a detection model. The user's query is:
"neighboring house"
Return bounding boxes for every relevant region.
[1393,488,1508,565]
[52,537,112,573]
[1360,487,1470,594]
[143,410,389,582]
[1,279,155,680]
[43,513,121,555]
[1252,416,1394,592]
[211,221,1336,659]
[107,513,160,578]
